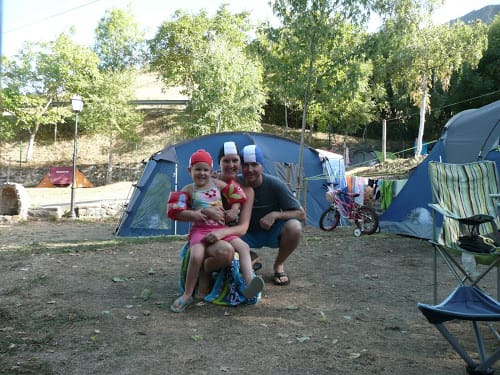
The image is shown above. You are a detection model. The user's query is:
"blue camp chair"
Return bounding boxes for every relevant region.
[418,286,500,375]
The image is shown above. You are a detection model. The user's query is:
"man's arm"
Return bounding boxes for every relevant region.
[259,207,305,230]
[258,175,305,230]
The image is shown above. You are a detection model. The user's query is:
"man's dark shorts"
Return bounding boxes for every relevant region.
[241,219,306,249]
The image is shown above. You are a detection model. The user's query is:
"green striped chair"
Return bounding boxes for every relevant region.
[428,161,500,304]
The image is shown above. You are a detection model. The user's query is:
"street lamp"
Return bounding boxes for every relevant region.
[69,95,83,219]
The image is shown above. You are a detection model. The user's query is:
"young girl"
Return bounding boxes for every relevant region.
[168,149,264,312]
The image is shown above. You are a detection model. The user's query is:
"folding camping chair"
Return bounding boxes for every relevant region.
[419,161,500,374]
[428,161,500,304]
[418,286,500,375]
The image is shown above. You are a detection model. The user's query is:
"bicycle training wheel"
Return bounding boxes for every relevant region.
[319,207,340,231]
[354,206,379,235]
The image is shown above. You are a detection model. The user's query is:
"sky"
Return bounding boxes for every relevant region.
[1,0,500,57]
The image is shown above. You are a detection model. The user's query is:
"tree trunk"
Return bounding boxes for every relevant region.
[308,119,313,144]
[382,118,387,162]
[416,71,428,157]
[297,57,314,203]
[106,137,114,185]
[216,112,221,133]
[25,122,40,161]
[284,104,289,130]
[26,98,52,161]
[343,133,349,166]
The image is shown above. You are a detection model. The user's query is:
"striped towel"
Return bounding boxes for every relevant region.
[178,243,260,306]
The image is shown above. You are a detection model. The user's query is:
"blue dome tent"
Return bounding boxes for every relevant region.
[116,131,345,237]
[380,100,500,239]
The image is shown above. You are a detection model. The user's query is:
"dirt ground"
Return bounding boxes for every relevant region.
[1,220,500,375]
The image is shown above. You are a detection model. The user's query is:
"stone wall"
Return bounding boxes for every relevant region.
[26,201,126,222]
[0,162,145,187]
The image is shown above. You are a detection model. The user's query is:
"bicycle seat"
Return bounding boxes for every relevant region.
[338,190,360,198]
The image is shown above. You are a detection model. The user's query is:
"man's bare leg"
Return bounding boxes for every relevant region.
[273,219,302,285]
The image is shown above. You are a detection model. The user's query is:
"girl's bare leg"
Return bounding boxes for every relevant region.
[231,238,253,285]
[182,244,205,301]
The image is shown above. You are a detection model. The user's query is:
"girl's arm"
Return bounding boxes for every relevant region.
[203,186,254,244]
[167,185,207,223]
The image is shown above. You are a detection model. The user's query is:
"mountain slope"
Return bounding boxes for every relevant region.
[450,4,500,25]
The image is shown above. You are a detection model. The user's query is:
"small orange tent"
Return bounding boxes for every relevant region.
[37,166,94,188]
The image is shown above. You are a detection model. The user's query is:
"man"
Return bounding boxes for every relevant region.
[240,145,305,286]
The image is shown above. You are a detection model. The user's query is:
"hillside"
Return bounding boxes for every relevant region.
[0,115,372,168]
[0,112,421,181]
[451,4,500,25]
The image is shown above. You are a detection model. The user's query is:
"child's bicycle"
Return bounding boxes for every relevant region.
[319,183,379,237]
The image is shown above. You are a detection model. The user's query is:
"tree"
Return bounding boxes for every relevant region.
[446,14,500,111]
[261,0,374,198]
[148,5,266,135]
[372,0,488,156]
[0,34,99,161]
[90,8,145,183]
[81,70,142,184]
[94,7,145,71]
[186,36,265,135]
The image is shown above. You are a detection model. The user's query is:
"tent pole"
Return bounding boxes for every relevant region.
[174,163,178,235]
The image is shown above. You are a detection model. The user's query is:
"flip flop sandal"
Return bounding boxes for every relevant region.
[170,296,193,313]
[273,272,290,286]
[243,276,265,299]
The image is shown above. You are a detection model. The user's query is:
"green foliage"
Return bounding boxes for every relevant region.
[80,69,143,183]
[1,2,498,160]
[81,70,143,157]
[149,5,265,135]
[82,71,142,137]
[260,0,377,136]
[184,37,265,135]
[370,0,488,154]
[447,14,500,111]
[483,14,500,84]
[94,7,146,71]
[0,35,100,160]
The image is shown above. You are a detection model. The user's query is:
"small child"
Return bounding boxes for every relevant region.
[167,149,264,312]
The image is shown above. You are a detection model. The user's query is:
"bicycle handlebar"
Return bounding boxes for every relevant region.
[322,182,360,199]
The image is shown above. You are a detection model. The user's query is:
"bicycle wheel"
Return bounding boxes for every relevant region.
[319,207,340,231]
[354,206,379,235]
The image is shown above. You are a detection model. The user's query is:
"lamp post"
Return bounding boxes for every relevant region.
[69,95,83,219]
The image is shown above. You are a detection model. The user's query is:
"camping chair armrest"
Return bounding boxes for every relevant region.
[428,203,462,220]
